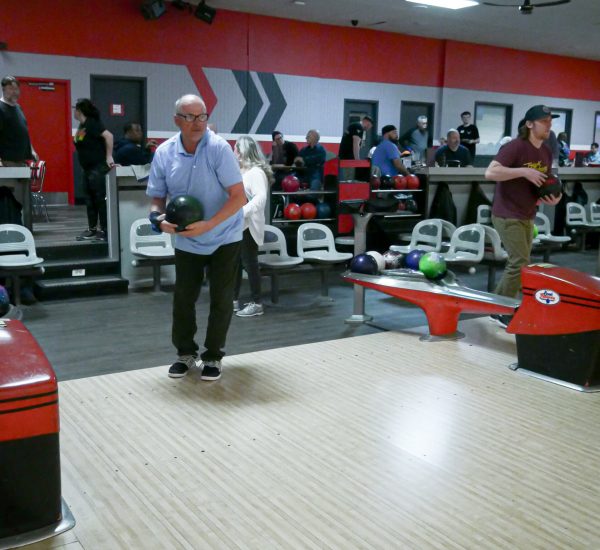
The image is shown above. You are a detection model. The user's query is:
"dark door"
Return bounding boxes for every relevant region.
[90,76,147,143]
[400,101,434,142]
[343,100,378,159]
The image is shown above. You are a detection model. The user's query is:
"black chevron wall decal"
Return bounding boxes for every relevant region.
[232,70,263,133]
[256,72,287,134]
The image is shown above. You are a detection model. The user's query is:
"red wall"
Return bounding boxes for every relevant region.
[2,0,600,103]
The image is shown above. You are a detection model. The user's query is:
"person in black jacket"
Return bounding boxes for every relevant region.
[113,123,155,166]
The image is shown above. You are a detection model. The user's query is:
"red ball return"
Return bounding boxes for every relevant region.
[0,319,75,547]
[344,264,600,391]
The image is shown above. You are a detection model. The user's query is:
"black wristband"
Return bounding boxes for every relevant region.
[149,211,163,233]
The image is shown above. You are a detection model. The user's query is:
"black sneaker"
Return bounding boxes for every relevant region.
[19,287,37,305]
[200,360,222,381]
[489,314,512,329]
[77,229,97,240]
[168,355,197,378]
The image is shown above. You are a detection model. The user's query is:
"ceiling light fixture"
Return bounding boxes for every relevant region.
[406,0,479,9]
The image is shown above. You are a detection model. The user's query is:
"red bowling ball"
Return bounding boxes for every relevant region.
[393,175,407,190]
[284,203,302,220]
[370,175,381,190]
[406,174,420,190]
[282,175,300,193]
[300,202,317,219]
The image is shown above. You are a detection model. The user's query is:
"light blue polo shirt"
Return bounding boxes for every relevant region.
[147,129,243,254]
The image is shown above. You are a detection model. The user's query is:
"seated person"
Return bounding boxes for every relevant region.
[434,129,473,167]
[371,125,409,177]
[298,129,326,191]
[585,142,600,164]
[113,122,155,166]
[557,131,570,167]
[270,130,299,188]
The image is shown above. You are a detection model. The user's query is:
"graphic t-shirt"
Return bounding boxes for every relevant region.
[339,122,363,159]
[457,124,480,157]
[74,118,107,170]
[492,138,553,220]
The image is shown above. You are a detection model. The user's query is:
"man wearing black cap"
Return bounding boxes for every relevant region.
[485,105,562,325]
[339,116,374,160]
[371,125,409,177]
[270,130,299,188]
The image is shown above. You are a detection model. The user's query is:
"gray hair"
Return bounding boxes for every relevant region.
[306,129,320,141]
[417,115,428,123]
[446,128,459,138]
[235,135,273,183]
[174,94,205,114]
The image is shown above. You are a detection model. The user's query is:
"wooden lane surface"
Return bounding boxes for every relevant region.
[23,318,600,549]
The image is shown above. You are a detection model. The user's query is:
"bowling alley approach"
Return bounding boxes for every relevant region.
[2,1,600,548]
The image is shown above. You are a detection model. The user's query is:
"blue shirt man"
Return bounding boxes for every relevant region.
[147,94,246,381]
[298,129,326,190]
[371,125,409,177]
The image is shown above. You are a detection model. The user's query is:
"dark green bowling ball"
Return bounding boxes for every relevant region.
[165,195,204,232]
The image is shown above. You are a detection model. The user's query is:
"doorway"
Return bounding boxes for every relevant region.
[343,100,378,159]
[400,101,434,143]
[90,76,147,143]
[17,77,73,204]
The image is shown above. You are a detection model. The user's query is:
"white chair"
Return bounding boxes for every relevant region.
[481,225,508,291]
[30,160,49,222]
[296,223,352,298]
[390,219,443,254]
[130,218,175,291]
[565,202,600,249]
[440,219,457,250]
[590,203,600,223]
[441,223,485,268]
[258,225,304,303]
[532,211,571,261]
[0,224,44,305]
[476,204,492,225]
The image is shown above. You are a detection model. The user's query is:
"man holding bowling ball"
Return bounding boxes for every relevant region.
[147,95,246,380]
[485,105,562,324]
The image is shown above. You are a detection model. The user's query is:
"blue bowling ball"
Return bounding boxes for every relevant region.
[0,285,10,317]
[316,202,332,219]
[404,249,427,270]
[350,254,379,275]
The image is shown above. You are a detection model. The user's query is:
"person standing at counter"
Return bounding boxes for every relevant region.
[0,76,38,168]
[434,129,472,167]
[73,98,114,241]
[485,105,562,326]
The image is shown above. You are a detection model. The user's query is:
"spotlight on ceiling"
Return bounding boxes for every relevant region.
[141,0,166,20]
[194,1,216,24]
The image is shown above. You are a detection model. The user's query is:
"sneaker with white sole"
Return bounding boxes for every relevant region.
[200,360,222,381]
[489,314,512,329]
[168,355,197,378]
[236,302,264,317]
[233,300,240,312]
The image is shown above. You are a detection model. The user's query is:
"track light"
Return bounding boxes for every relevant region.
[194,1,216,24]
[141,0,166,20]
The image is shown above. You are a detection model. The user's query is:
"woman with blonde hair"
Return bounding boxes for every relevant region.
[233,135,273,317]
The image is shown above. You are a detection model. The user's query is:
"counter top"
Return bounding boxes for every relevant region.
[0,167,31,178]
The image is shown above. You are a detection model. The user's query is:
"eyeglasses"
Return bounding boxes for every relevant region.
[176,112,209,123]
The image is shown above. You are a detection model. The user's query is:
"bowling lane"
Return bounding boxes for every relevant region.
[25,318,600,549]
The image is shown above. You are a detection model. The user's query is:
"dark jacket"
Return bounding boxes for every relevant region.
[429,182,457,225]
[114,138,153,166]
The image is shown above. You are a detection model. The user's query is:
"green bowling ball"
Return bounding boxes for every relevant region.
[418,252,447,280]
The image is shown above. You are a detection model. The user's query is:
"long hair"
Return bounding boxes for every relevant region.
[75,98,100,120]
[235,135,273,184]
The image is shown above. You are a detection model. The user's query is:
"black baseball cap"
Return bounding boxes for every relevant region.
[381,124,397,135]
[524,105,559,122]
